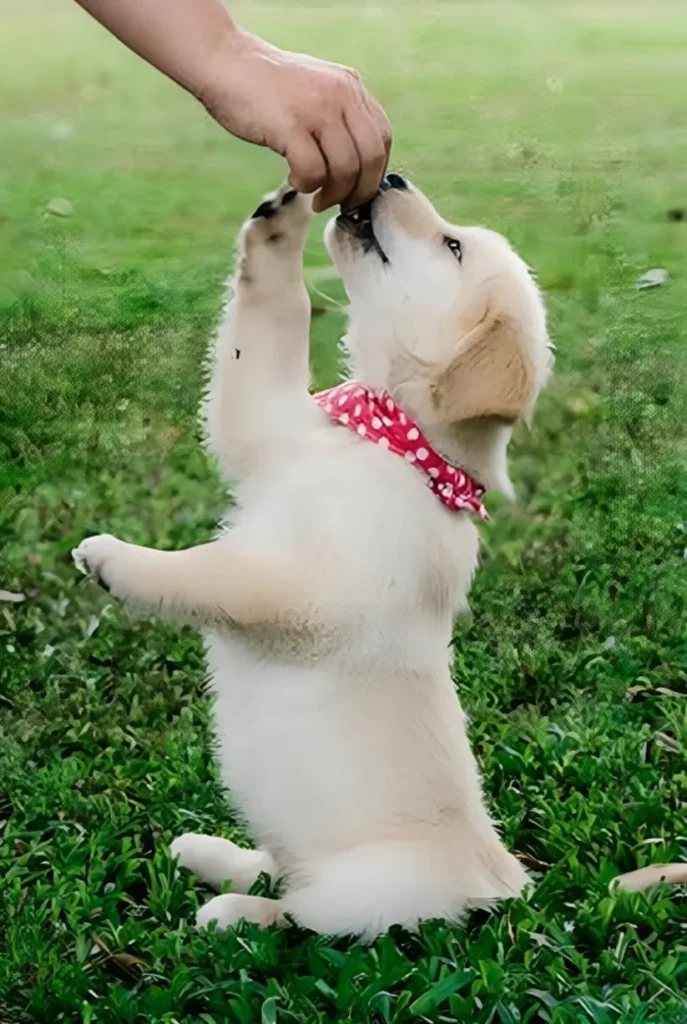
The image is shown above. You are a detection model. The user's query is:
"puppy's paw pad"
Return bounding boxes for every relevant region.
[251,198,278,220]
[246,184,312,234]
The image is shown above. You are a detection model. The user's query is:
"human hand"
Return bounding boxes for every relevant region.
[200,30,392,212]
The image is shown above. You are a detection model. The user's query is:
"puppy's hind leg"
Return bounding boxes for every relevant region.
[281,839,527,941]
[205,186,315,477]
[196,893,285,931]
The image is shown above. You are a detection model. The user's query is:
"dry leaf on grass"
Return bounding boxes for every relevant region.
[90,934,144,973]
[108,952,145,972]
[517,851,552,872]
[49,121,73,140]
[45,197,74,217]
[0,590,25,603]
[636,268,669,290]
[654,731,681,753]
[610,863,687,893]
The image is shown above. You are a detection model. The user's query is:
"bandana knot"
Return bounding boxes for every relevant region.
[314,381,489,520]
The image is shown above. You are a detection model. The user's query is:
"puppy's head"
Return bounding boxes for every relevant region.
[325,175,552,441]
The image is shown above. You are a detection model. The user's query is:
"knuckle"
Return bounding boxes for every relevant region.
[339,64,361,82]
[336,66,362,96]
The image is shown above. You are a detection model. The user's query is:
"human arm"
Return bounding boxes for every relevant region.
[74,0,391,210]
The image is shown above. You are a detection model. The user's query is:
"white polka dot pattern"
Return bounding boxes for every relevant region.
[314,381,489,520]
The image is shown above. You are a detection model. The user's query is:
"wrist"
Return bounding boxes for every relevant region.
[195,24,260,105]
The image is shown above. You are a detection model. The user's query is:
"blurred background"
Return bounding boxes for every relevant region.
[1,2,687,1021]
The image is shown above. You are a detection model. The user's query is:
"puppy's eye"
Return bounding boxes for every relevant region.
[444,237,462,263]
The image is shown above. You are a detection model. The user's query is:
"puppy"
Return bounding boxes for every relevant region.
[73,175,551,940]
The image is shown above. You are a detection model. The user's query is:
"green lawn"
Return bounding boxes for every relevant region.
[2,1,687,1021]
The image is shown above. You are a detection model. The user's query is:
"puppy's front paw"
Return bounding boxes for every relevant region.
[250,182,312,225]
[72,534,127,596]
[241,183,313,256]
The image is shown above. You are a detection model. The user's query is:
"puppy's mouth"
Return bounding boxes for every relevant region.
[336,197,389,264]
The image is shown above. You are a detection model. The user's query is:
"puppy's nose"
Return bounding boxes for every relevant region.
[381,173,409,191]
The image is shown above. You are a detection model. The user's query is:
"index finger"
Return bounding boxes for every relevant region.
[340,109,388,211]
[366,94,392,166]
[311,124,361,212]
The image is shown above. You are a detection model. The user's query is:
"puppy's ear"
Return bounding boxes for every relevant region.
[430,315,540,424]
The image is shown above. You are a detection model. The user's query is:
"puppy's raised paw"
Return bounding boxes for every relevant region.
[250,182,311,222]
[240,183,312,260]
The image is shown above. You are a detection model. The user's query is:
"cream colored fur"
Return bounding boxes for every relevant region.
[72,180,551,940]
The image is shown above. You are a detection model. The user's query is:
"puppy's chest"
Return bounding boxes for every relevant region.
[233,448,480,618]
[217,619,338,663]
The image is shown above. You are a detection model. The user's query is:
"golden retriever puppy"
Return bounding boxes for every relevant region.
[73,175,552,939]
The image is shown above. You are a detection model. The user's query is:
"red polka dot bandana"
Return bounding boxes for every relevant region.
[314,381,489,520]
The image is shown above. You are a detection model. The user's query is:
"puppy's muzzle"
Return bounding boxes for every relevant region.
[335,173,409,263]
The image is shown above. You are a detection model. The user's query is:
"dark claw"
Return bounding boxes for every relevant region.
[383,172,409,191]
[281,189,298,206]
[251,200,277,220]
[92,568,111,593]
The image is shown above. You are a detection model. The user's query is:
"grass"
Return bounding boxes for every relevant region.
[1,0,687,1020]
